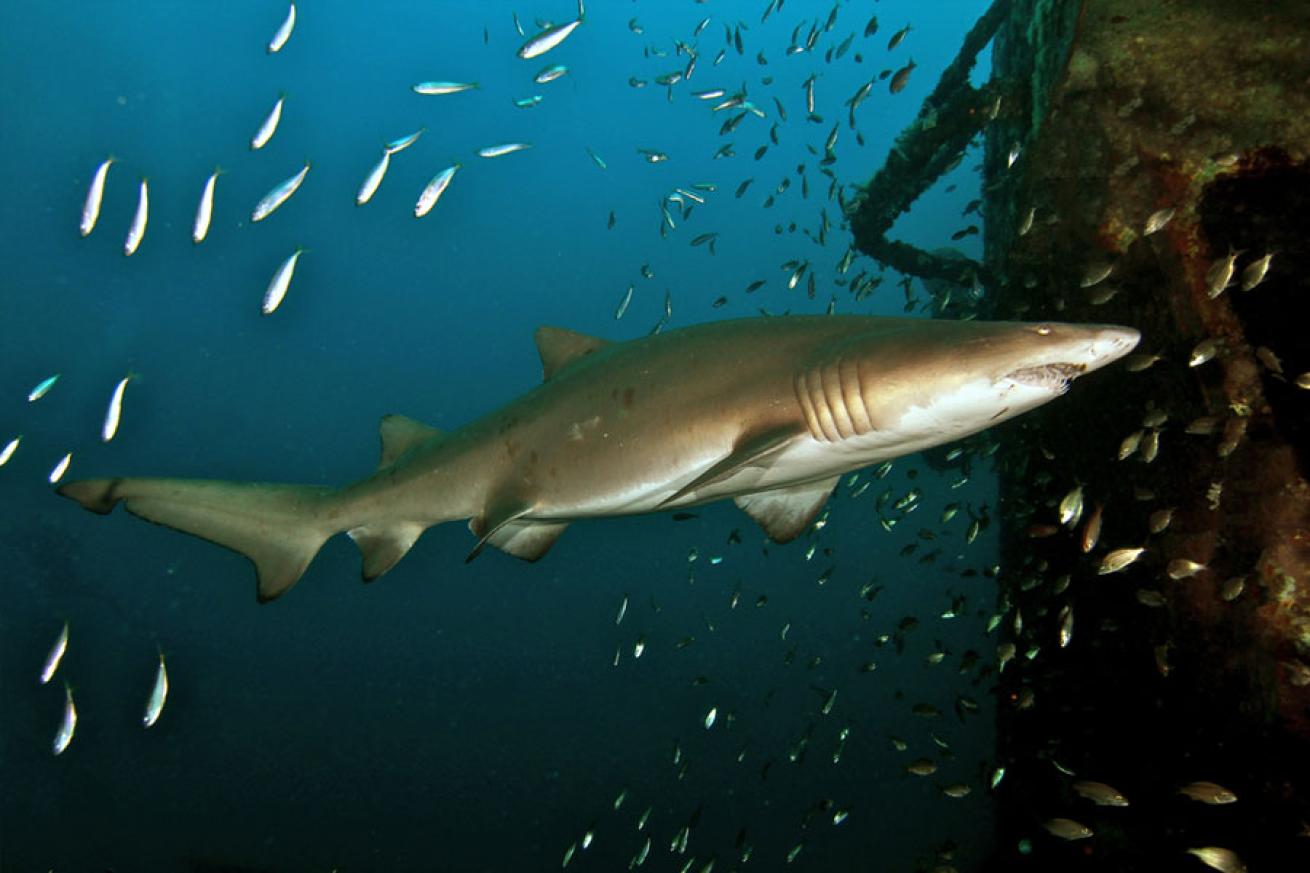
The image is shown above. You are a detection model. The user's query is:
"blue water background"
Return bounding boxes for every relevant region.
[0,1,996,870]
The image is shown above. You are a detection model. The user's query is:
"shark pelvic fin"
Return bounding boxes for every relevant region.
[57,477,336,602]
[734,476,840,543]
[466,500,534,562]
[659,425,802,508]
[481,519,569,561]
[348,521,428,581]
[378,414,442,469]
[534,325,611,380]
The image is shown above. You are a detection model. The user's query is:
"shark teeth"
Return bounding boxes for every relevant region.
[1005,362,1085,393]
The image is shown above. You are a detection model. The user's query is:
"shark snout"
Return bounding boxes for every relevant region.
[1086,325,1141,370]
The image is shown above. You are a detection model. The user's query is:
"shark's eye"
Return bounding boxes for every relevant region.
[1034,324,1053,336]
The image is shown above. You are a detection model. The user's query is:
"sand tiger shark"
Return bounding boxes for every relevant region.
[58,316,1139,602]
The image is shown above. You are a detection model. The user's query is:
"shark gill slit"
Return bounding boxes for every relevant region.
[795,358,872,443]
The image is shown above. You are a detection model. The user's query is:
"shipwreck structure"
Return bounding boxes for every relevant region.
[852,1,1310,869]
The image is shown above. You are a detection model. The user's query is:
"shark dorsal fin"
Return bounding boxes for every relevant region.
[534,325,611,380]
[378,414,442,469]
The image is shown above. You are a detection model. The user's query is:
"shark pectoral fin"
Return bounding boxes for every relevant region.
[378,414,443,469]
[465,500,534,562]
[534,325,612,380]
[57,477,335,603]
[735,476,840,543]
[481,520,569,561]
[348,521,427,581]
[659,425,802,508]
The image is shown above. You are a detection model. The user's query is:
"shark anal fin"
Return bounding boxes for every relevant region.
[466,500,534,562]
[660,425,802,508]
[378,414,442,469]
[735,476,839,543]
[58,477,335,603]
[534,325,611,380]
[348,521,427,581]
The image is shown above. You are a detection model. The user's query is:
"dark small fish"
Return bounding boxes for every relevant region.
[607,210,616,229]
[719,112,746,136]
[736,178,754,198]
[754,146,768,160]
[712,296,728,308]
[864,15,878,38]
[888,24,911,51]
[672,512,699,521]
[890,59,916,93]
[950,225,978,240]
[690,232,719,247]
[745,279,765,293]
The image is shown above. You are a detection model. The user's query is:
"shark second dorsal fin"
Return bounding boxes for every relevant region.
[378,414,442,469]
[735,476,840,543]
[534,325,611,380]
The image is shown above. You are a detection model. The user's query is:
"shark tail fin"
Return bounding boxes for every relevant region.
[58,477,337,603]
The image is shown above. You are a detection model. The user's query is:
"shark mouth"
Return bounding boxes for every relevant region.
[1004,362,1086,394]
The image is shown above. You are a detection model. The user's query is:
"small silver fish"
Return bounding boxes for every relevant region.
[415,164,460,217]
[385,128,425,154]
[101,374,133,442]
[143,650,169,728]
[53,683,77,755]
[123,178,149,256]
[1204,250,1239,298]
[1080,261,1114,288]
[1166,558,1206,580]
[1058,485,1084,528]
[0,435,19,467]
[262,248,306,315]
[1239,253,1273,292]
[48,452,72,485]
[614,284,633,320]
[80,156,115,237]
[1178,781,1237,804]
[356,150,390,206]
[1186,847,1245,873]
[252,163,310,222]
[478,142,532,158]
[518,7,584,60]
[534,64,568,84]
[1097,547,1145,575]
[193,167,223,244]
[250,94,284,150]
[52,681,77,749]
[1188,338,1219,367]
[412,81,479,95]
[1072,780,1129,807]
[1043,818,1092,840]
[1143,207,1175,235]
[40,621,69,685]
[28,374,60,402]
[267,2,296,53]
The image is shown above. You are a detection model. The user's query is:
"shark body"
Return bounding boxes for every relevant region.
[58,315,1139,601]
